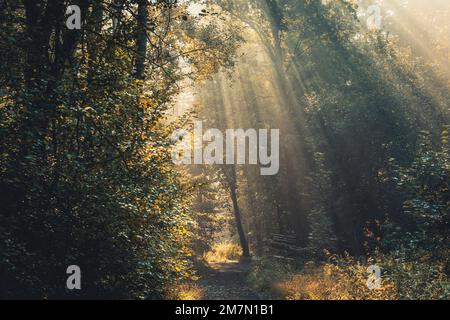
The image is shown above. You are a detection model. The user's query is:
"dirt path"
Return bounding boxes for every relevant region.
[197,261,271,300]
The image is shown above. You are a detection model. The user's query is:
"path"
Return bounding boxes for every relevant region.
[197,261,271,300]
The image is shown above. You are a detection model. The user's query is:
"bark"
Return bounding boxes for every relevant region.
[223,168,251,258]
[136,0,148,79]
[230,185,251,258]
[88,1,104,81]
[245,174,263,256]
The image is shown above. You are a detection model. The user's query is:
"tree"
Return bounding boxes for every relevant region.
[0,0,240,298]
[383,129,450,253]
[221,166,251,258]
[305,153,338,251]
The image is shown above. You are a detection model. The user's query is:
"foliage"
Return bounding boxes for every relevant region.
[189,168,234,255]
[211,0,450,255]
[246,257,296,292]
[0,0,240,299]
[271,257,397,300]
[382,130,450,253]
[305,153,338,250]
[380,249,449,300]
[248,252,449,300]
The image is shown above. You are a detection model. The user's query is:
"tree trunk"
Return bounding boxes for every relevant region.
[229,185,251,258]
[136,0,148,79]
[88,1,103,82]
[245,174,263,256]
[223,167,250,258]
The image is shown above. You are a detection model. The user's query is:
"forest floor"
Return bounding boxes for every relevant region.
[196,261,272,300]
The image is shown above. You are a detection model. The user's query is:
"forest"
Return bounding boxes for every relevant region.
[0,0,448,300]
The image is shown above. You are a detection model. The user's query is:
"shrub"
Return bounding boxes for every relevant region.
[381,249,450,300]
[248,251,449,300]
[247,257,296,292]
[271,255,396,300]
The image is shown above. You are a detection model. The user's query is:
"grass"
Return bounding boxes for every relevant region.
[166,283,205,300]
[203,242,242,263]
[246,252,449,300]
[271,261,397,300]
